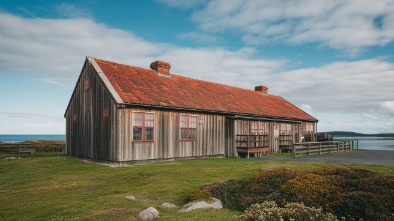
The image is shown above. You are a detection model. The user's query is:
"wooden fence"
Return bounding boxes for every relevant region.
[292,140,358,157]
[0,143,65,154]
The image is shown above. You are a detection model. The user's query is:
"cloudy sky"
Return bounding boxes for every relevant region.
[0,0,393,134]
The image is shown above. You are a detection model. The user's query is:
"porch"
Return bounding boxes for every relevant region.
[236,134,269,158]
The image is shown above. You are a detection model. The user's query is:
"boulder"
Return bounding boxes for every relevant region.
[161,203,178,208]
[4,157,20,160]
[125,196,136,200]
[139,207,159,220]
[178,198,222,213]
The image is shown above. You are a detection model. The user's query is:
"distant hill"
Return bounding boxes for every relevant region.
[323,131,394,137]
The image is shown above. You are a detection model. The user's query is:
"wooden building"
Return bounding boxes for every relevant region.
[64,57,318,163]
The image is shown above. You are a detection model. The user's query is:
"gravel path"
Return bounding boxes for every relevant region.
[257,150,394,166]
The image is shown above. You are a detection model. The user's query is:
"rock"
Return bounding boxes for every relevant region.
[139,207,159,220]
[125,196,136,200]
[4,157,20,160]
[178,198,222,213]
[161,203,178,208]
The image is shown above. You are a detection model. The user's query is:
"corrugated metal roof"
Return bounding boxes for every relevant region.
[94,58,317,122]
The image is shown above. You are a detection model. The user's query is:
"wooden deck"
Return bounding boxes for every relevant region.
[292,140,358,157]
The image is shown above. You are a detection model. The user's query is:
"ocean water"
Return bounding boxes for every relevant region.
[336,136,394,151]
[0,134,65,143]
[1,135,392,151]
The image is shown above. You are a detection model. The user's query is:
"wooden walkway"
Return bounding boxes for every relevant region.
[292,140,358,157]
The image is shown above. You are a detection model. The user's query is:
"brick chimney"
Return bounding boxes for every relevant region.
[255,85,268,94]
[150,61,171,76]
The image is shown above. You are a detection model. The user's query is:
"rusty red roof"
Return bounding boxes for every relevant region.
[94,58,317,122]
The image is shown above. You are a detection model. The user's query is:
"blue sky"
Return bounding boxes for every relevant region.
[0,0,394,134]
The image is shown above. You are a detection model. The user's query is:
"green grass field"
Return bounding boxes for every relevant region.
[1,153,393,220]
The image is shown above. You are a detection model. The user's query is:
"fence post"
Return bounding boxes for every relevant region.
[319,143,321,155]
[247,135,250,158]
[293,144,296,157]
[307,144,310,156]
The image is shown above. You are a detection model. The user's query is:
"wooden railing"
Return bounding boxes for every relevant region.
[236,134,269,158]
[292,140,358,157]
[19,147,36,154]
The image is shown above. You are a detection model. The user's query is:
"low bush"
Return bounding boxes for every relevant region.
[236,201,339,221]
[198,168,394,220]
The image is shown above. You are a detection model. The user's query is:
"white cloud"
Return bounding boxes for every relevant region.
[0,12,167,86]
[156,0,209,9]
[299,104,315,117]
[381,101,394,115]
[264,58,394,113]
[191,0,394,55]
[0,12,286,88]
[317,112,394,134]
[56,3,91,18]
[0,112,65,134]
[160,47,287,89]
[177,32,222,43]
[362,110,381,121]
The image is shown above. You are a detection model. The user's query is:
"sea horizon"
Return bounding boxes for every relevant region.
[0,134,66,143]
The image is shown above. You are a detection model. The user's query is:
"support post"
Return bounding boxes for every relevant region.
[319,143,321,155]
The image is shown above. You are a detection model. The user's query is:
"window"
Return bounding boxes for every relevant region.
[250,121,268,135]
[180,115,197,141]
[132,112,154,141]
[281,123,292,135]
[306,123,314,133]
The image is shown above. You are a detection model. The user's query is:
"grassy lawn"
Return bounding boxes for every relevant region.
[1,153,393,221]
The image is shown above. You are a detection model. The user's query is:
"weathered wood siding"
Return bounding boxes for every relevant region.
[114,108,226,161]
[65,60,117,161]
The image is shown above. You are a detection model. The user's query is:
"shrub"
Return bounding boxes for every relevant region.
[206,169,298,210]
[333,189,394,221]
[235,201,339,221]
[184,188,213,203]
[281,173,345,212]
[200,168,394,220]
[204,179,245,210]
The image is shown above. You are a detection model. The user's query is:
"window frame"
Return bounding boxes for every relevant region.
[306,122,314,133]
[180,114,197,141]
[280,123,292,135]
[250,121,268,135]
[132,112,155,142]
